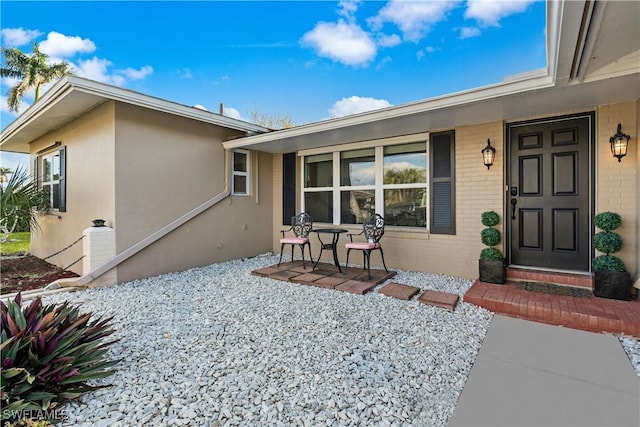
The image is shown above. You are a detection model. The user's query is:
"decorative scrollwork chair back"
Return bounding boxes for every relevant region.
[345,213,389,279]
[278,213,313,267]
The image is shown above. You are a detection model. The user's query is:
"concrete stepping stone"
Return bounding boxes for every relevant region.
[335,280,378,295]
[379,282,420,300]
[418,290,459,311]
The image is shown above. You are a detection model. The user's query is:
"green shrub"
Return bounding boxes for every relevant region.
[592,255,626,272]
[593,231,623,255]
[3,418,52,426]
[480,248,504,261]
[481,228,501,247]
[1,294,119,423]
[593,212,621,232]
[481,211,500,227]
[592,212,626,272]
[480,211,503,260]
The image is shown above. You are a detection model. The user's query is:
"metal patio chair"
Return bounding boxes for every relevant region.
[278,212,313,267]
[345,213,389,279]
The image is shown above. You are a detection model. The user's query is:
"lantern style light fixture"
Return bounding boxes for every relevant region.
[482,138,496,170]
[610,123,630,163]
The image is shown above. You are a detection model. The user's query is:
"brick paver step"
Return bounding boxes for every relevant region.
[379,283,420,300]
[335,280,378,295]
[418,290,459,311]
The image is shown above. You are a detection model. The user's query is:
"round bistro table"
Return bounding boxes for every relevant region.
[312,228,348,273]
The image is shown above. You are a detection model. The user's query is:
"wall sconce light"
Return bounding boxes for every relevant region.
[482,139,496,170]
[610,123,630,163]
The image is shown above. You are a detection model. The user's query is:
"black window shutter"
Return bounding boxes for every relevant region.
[282,153,296,225]
[59,146,67,212]
[430,131,455,234]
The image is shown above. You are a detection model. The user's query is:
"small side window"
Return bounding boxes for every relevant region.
[41,146,66,211]
[232,150,250,196]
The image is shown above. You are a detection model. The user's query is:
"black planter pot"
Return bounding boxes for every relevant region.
[594,271,631,301]
[479,259,506,284]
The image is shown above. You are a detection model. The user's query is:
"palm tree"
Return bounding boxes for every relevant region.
[1,42,69,112]
[0,165,48,242]
[0,166,12,185]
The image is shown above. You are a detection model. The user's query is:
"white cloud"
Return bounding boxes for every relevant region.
[337,0,362,20]
[178,68,193,79]
[1,28,41,47]
[368,0,460,42]
[376,56,392,70]
[223,106,249,122]
[71,57,124,86]
[119,66,154,80]
[302,20,376,67]
[376,33,402,48]
[329,96,392,118]
[193,104,207,111]
[416,46,436,60]
[69,57,153,86]
[465,0,535,27]
[39,31,96,58]
[459,26,481,39]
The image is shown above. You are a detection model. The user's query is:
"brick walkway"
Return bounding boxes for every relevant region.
[464,279,640,338]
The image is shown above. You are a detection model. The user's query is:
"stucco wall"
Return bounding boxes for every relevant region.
[113,103,273,283]
[596,101,638,277]
[30,102,116,275]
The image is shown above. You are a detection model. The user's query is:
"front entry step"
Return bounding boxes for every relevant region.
[507,267,593,289]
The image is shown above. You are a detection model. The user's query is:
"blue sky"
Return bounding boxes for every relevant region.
[1,0,546,171]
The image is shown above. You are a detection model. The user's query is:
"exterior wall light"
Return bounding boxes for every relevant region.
[610,123,630,163]
[482,139,496,170]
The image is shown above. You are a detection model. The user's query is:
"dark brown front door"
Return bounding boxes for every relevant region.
[508,114,593,271]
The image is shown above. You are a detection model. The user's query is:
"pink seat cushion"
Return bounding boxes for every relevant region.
[345,242,380,250]
[281,237,309,244]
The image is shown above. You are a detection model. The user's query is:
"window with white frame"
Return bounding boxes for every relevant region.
[303,153,333,223]
[383,143,427,227]
[302,141,428,228]
[299,132,454,232]
[42,152,61,210]
[232,150,250,196]
[340,148,375,224]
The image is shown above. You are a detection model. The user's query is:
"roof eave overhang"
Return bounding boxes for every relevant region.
[222,73,555,153]
[0,75,270,154]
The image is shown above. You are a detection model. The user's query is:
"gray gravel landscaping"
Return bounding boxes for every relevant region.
[38,253,640,426]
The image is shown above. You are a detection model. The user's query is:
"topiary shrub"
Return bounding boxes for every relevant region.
[480,248,503,261]
[592,255,626,273]
[592,212,626,272]
[592,232,623,255]
[1,293,120,423]
[481,211,500,227]
[480,211,503,260]
[481,228,501,247]
[593,212,621,232]
[479,211,505,284]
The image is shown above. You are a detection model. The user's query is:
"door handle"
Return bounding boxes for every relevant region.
[510,198,518,220]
